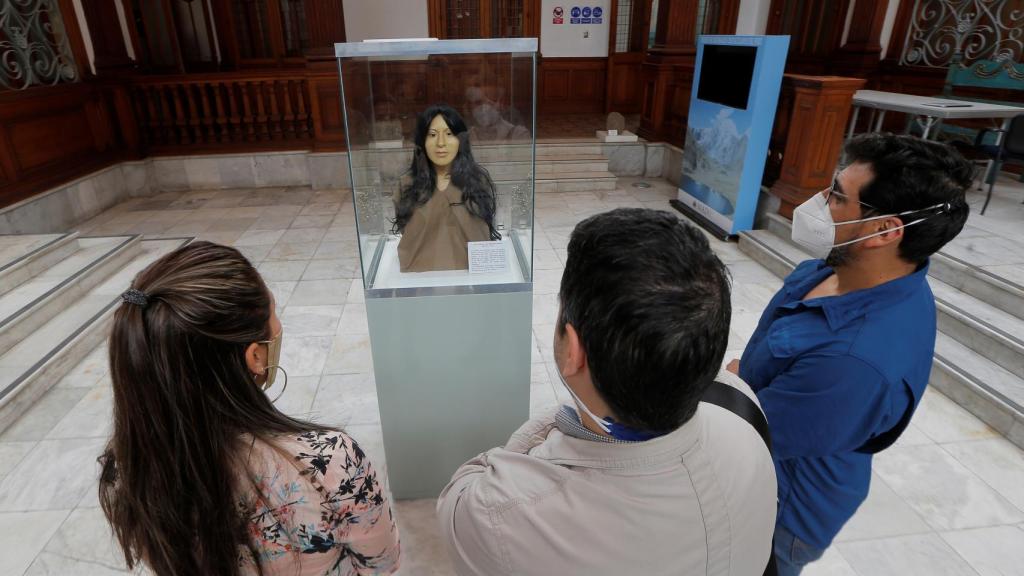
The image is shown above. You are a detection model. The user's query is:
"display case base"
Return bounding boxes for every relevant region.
[366,288,532,499]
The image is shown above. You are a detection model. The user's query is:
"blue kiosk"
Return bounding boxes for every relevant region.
[672,35,789,239]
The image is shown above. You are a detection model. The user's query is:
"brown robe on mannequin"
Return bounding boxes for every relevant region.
[397,184,491,272]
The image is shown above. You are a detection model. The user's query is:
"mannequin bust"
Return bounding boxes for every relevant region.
[393,105,500,273]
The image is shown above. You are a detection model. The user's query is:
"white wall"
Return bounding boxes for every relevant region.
[343,0,430,42]
[540,0,610,57]
[735,0,771,35]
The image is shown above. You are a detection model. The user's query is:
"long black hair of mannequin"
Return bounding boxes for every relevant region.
[391,104,501,240]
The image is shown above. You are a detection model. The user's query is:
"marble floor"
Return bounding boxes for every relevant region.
[944,171,1024,284]
[1,175,1023,575]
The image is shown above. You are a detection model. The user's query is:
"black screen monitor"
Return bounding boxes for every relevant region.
[696,45,757,110]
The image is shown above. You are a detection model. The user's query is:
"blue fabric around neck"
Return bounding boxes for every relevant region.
[606,420,662,442]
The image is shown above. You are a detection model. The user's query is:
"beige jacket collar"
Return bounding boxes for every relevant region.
[528,409,705,470]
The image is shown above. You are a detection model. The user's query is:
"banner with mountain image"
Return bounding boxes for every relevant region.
[675,35,789,238]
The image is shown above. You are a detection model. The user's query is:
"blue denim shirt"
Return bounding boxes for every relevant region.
[739,259,936,549]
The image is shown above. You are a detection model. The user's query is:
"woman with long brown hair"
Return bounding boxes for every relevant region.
[98,241,400,576]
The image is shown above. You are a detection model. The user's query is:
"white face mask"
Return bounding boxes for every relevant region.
[791,192,948,260]
[472,103,501,128]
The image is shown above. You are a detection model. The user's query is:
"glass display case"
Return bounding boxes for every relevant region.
[335,38,536,498]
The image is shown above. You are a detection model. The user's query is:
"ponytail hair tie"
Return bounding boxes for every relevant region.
[121,288,149,307]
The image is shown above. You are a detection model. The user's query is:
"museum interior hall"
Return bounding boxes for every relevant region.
[1,1,1023,575]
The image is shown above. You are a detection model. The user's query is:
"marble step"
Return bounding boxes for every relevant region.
[0,233,79,297]
[535,171,618,193]
[931,277,1024,377]
[0,237,190,434]
[536,143,608,156]
[764,212,1024,322]
[0,236,141,358]
[485,160,612,179]
[929,251,1024,322]
[932,333,1024,448]
[739,226,1024,444]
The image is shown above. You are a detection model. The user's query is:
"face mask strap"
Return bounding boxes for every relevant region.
[833,201,948,227]
[558,372,613,433]
[832,213,935,248]
[255,331,286,401]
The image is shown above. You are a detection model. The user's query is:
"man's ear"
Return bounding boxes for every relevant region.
[560,323,588,378]
[863,215,905,249]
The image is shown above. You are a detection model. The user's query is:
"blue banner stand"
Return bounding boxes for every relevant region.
[671,35,789,240]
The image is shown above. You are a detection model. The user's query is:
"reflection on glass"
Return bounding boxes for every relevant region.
[394,105,500,272]
[465,85,530,143]
[338,44,535,291]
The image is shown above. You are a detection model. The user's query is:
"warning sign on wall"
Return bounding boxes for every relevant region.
[541,0,609,57]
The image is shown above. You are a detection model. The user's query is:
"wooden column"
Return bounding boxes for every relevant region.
[304,0,347,61]
[637,0,700,144]
[303,0,347,151]
[56,0,94,79]
[80,0,135,74]
[832,0,890,79]
[769,75,866,218]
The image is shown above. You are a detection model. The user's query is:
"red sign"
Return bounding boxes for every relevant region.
[553,6,564,24]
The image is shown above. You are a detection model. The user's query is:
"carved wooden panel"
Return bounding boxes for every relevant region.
[607,52,644,113]
[539,58,607,114]
[0,83,119,208]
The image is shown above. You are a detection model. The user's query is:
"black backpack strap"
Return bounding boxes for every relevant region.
[702,380,772,452]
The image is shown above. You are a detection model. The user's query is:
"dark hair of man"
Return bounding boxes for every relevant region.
[557,208,732,432]
[391,103,501,240]
[843,133,972,265]
[98,242,329,576]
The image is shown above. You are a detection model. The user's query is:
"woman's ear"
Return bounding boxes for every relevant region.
[245,341,265,379]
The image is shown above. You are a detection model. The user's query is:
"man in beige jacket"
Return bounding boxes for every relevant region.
[438,208,778,575]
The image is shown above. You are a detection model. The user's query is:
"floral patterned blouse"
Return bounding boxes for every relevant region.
[236,430,400,575]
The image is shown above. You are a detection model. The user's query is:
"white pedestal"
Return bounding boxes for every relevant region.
[596,130,639,143]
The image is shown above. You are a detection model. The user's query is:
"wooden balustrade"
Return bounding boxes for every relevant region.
[130,75,314,152]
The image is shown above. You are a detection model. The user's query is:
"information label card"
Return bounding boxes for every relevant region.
[468,241,508,274]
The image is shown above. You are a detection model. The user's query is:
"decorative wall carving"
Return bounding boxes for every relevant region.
[0,0,78,90]
[899,0,1024,68]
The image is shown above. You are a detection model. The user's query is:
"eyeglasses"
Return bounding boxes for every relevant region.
[822,174,881,214]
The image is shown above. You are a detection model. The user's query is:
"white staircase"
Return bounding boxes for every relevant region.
[739,213,1024,448]
[0,233,192,433]
[534,143,617,193]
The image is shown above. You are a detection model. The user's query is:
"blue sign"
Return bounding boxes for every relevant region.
[570,17,579,23]
[582,6,591,17]
[593,7,603,17]
[571,6,581,17]
[676,35,791,238]
[581,17,592,23]
[594,17,602,23]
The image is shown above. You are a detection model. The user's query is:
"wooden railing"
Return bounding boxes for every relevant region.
[130,74,314,151]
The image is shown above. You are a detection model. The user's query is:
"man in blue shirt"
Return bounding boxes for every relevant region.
[730,134,973,574]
